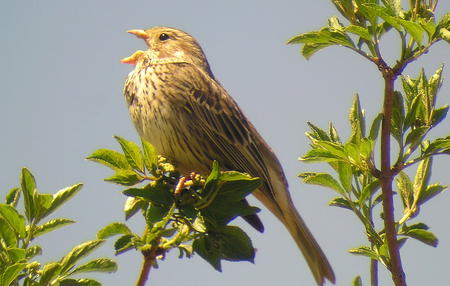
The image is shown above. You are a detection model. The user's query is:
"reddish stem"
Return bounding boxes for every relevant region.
[380,69,407,286]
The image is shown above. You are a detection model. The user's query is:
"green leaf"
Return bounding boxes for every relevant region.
[395,172,413,209]
[20,168,37,222]
[397,19,424,45]
[348,246,378,260]
[404,229,438,247]
[0,217,17,246]
[33,193,53,221]
[402,222,429,232]
[417,184,447,205]
[141,139,158,171]
[328,197,352,210]
[301,141,347,162]
[431,105,449,127]
[404,95,422,130]
[44,184,83,218]
[337,162,353,192]
[419,18,437,41]
[5,188,20,207]
[59,240,105,274]
[114,234,137,255]
[0,204,26,239]
[352,275,363,286]
[97,222,132,239]
[359,179,380,204]
[299,173,345,195]
[39,262,62,285]
[26,245,42,259]
[34,218,76,238]
[68,258,117,275]
[203,161,220,195]
[146,204,169,225]
[345,25,372,41]
[0,263,27,286]
[328,122,341,142]
[288,21,355,59]
[124,197,147,220]
[86,148,131,170]
[59,278,101,286]
[114,136,145,173]
[369,113,383,141]
[422,137,450,156]
[362,4,402,30]
[221,226,255,263]
[381,0,401,16]
[413,157,432,202]
[105,170,143,186]
[433,12,450,40]
[193,235,222,271]
[349,94,366,143]
[306,122,331,141]
[391,91,405,143]
[405,126,429,147]
[217,175,261,201]
[6,248,26,263]
[123,184,173,206]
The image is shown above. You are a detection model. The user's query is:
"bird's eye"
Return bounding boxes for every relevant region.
[159,33,170,41]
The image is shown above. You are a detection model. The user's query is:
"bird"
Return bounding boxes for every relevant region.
[121,26,335,285]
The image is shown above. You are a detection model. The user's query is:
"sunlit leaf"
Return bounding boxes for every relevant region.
[403,229,438,247]
[0,263,27,286]
[328,197,352,210]
[97,222,132,239]
[0,204,26,239]
[39,262,62,285]
[299,173,346,195]
[68,258,117,275]
[114,136,145,173]
[44,184,83,218]
[141,139,158,171]
[105,170,143,186]
[20,168,37,222]
[34,218,76,238]
[5,188,20,207]
[348,245,378,260]
[86,149,131,170]
[60,240,105,274]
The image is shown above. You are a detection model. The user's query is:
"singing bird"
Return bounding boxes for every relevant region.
[121,26,335,285]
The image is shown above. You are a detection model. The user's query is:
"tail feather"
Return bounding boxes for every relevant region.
[281,202,335,285]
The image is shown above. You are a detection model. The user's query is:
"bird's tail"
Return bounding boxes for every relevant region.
[280,199,335,286]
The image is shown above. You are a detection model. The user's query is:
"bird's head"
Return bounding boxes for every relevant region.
[121,27,214,77]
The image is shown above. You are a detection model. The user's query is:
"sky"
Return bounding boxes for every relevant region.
[1,1,449,285]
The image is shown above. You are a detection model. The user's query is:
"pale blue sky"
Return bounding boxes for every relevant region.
[1,1,449,285]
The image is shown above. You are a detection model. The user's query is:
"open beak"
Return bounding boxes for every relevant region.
[127,29,149,40]
[120,50,145,65]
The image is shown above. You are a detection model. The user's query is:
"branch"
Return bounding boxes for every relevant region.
[380,69,407,286]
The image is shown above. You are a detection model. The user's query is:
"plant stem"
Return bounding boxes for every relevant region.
[136,250,154,286]
[370,259,378,286]
[136,241,161,286]
[380,69,407,286]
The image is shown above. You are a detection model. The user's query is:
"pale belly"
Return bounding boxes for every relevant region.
[126,72,212,175]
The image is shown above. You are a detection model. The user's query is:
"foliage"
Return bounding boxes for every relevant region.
[0,169,116,286]
[288,0,449,285]
[87,136,261,275]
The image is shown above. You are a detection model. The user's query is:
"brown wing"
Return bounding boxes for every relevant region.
[165,62,288,217]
